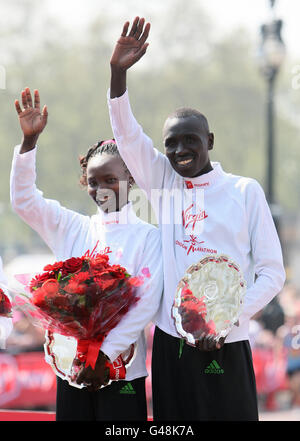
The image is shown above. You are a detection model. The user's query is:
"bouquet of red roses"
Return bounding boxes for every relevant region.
[13,251,144,386]
[0,288,12,318]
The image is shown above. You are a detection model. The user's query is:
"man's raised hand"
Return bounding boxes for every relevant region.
[110,17,150,71]
[110,17,150,98]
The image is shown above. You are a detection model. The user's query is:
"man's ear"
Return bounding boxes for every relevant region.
[208,133,214,151]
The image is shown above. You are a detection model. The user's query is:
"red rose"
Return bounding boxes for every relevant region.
[42,279,60,295]
[71,272,90,284]
[64,280,86,295]
[109,265,126,279]
[31,287,48,309]
[63,257,84,274]
[89,254,109,273]
[95,276,119,292]
[29,272,56,292]
[43,261,64,272]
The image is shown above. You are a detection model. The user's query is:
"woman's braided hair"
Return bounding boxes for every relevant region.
[79,139,131,187]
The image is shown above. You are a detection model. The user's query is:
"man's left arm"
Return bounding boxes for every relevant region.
[238,179,286,325]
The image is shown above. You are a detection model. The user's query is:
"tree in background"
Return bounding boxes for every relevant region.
[0,0,299,265]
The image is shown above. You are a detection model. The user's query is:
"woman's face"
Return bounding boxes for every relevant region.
[86,154,132,213]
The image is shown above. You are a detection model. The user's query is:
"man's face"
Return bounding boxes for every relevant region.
[163,115,214,178]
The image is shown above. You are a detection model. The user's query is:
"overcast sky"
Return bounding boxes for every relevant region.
[43,0,299,60]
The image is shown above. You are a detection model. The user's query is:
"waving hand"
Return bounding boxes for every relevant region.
[15,88,48,137]
[15,87,48,153]
[111,17,150,71]
[110,17,150,98]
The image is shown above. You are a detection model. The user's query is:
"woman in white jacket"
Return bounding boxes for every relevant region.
[10,87,163,421]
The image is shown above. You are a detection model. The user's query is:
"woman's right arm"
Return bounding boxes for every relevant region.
[11,88,87,256]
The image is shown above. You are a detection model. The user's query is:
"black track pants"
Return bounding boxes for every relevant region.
[56,376,147,421]
[152,326,259,421]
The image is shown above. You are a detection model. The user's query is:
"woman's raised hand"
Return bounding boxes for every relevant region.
[15,88,48,138]
[110,17,150,71]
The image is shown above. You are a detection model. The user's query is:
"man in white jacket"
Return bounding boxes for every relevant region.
[107,17,286,421]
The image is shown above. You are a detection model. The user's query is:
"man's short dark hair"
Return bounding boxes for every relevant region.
[167,107,210,134]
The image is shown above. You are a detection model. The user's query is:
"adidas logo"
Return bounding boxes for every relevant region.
[119,382,136,394]
[204,360,224,374]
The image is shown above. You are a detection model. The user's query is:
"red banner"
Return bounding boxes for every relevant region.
[0,410,55,421]
[0,352,56,409]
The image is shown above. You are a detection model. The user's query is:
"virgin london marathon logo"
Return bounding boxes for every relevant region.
[176,235,217,256]
[184,235,204,256]
[84,241,112,259]
[182,203,208,232]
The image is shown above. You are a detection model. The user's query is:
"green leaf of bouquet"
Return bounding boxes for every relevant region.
[179,339,185,359]
[61,274,72,282]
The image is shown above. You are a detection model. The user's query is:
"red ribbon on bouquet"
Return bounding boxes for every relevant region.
[77,338,105,369]
[76,338,127,380]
